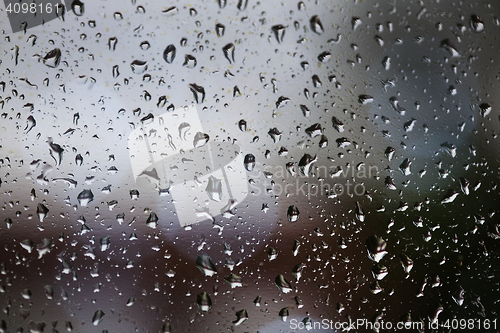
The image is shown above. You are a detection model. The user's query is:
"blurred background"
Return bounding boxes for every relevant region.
[0,0,499,332]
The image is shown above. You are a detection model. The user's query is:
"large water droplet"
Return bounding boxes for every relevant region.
[92,310,105,326]
[275,274,292,293]
[130,60,148,74]
[193,132,209,148]
[37,203,49,222]
[77,189,94,206]
[222,43,235,63]
[271,25,286,43]
[298,153,317,176]
[470,15,484,33]
[163,44,176,63]
[196,254,217,276]
[205,175,223,202]
[146,212,159,228]
[71,0,84,16]
[366,235,388,262]
[43,48,61,68]
[215,23,225,37]
[244,154,255,171]
[189,83,205,103]
[227,309,247,328]
[310,15,324,34]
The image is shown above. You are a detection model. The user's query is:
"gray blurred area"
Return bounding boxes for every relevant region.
[0,0,499,332]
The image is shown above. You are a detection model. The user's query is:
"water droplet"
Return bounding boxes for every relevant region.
[189,83,205,103]
[275,274,292,293]
[275,96,290,108]
[399,158,412,175]
[440,39,460,57]
[20,239,34,253]
[372,264,388,280]
[332,116,344,132]
[470,15,484,33]
[292,263,306,281]
[197,292,212,311]
[355,201,365,221]
[205,175,223,202]
[400,253,413,276]
[298,154,317,176]
[25,115,36,133]
[279,307,289,321]
[238,119,247,131]
[317,51,331,63]
[384,147,395,161]
[108,37,117,51]
[146,212,159,228]
[37,203,49,222]
[77,189,94,206]
[358,94,374,104]
[287,205,300,222]
[196,254,217,276]
[130,60,148,74]
[92,310,105,326]
[271,24,286,43]
[161,323,172,333]
[310,15,324,34]
[237,0,248,11]
[233,309,248,326]
[71,0,84,16]
[163,44,176,63]
[305,123,322,138]
[366,235,388,262]
[224,273,242,288]
[244,154,255,171]
[352,17,362,30]
[193,132,209,148]
[43,48,61,68]
[479,103,491,117]
[182,54,197,68]
[113,11,123,20]
[268,127,282,143]
[441,189,459,204]
[319,135,328,148]
[222,43,235,63]
[268,247,278,261]
[178,122,190,139]
[99,236,110,251]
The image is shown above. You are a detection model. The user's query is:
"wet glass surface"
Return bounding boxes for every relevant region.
[0,0,499,332]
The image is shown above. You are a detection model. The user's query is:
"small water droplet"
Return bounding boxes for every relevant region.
[222,43,235,63]
[287,205,300,222]
[196,254,217,276]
